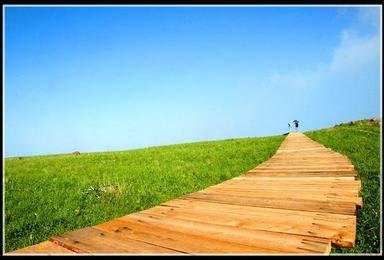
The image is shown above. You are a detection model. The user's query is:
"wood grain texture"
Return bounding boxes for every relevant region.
[6,241,78,255]
[8,132,361,254]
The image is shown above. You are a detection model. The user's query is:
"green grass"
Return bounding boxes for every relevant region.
[4,118,381,254]
[305,118,381,254]
[4,135,285,252]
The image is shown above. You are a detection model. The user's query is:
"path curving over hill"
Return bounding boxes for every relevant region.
[8,132,362,255]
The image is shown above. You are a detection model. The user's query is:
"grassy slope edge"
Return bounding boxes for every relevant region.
[4,135,285,252]
[5,118,381,254]
[305,118,381,254]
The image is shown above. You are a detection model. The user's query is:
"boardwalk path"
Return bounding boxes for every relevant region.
[10,132,362,255]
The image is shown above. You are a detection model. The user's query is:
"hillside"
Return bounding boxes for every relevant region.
[4,118,381,253]
[4,135,285,252]
[305,118,381,253]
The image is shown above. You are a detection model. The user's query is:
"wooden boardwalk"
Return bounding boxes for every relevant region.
[8,132,362,255]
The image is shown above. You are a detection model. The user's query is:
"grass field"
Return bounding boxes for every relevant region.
[4,118,381,254]
[4,135,285,252]
[305,118,381,254]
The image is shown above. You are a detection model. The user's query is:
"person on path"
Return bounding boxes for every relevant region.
[293,120,299,131]
[288,122,292,132]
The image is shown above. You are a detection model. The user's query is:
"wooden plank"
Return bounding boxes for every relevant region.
[257,166,353,170]
[277,148,329,152]
[200,188,361,207]
[183,192,357,215]
[125,213,331,254]
[244,171,357,177]
[259,160,352,164]
[212,184,360,192]
[225,178,361,188]
[232,176,357,181]
[248,169,357,173]
[162,199,355,224]
[216,179,361,187]
[210,185,360,194]
[212,188,360,198]
[255,166,355,170]
[143,204,356,247]
[269,155,349,158]
[257,155,348,159]
[205,186,359,196]
[94,217,281,254]
[6,241,77,255]
[206,182,360,192]
[258,164,352,168]
[50,227,181,254]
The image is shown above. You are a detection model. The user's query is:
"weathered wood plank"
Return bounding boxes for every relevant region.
[6,241,77,255]
[232,176,357,181]
[50,227,182,254]
[95,217,282,254]
[144,204,356,247]
[244,171,357,177]
[162,198,355,223]
[95,217,281,254]
[125,213,331,254]
[183,192,357,215]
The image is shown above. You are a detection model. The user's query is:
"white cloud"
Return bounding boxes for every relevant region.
[330,29,380,73]
[261,6,380,90]
[330,6,380,73]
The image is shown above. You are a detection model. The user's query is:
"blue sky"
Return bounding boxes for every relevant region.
[4,6,382,157]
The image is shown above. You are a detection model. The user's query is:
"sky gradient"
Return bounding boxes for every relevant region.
[4,5,382,157]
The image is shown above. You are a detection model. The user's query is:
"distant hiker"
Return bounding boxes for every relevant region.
[72,151,80,155]
[288,122,292,132]
[293,120,299,131]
